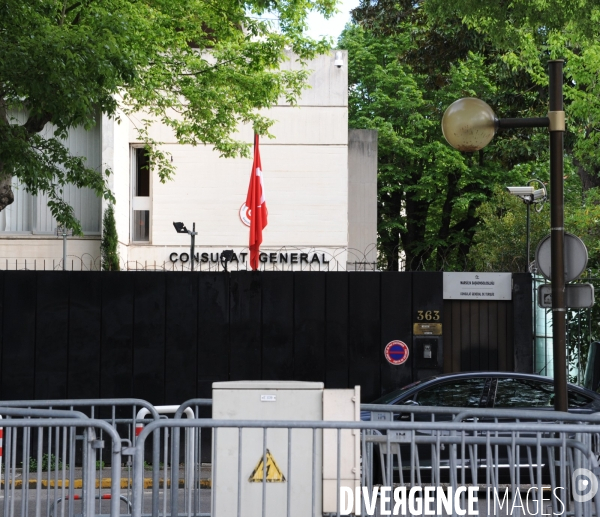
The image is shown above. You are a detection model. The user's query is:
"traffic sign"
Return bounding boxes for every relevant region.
[535,232,588,282]
[537,284,595,309]
[384,341,409,365]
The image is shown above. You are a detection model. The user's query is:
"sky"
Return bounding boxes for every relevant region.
[304,0,360,43]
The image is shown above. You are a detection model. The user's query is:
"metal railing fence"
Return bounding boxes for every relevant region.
[131,415,600,517]
[0,413,123,517]
[4,399,600,517]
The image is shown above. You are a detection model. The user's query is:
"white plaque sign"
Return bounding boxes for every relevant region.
[443,272,512,300]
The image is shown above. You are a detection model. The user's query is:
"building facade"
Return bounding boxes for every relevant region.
[1,52,377,271]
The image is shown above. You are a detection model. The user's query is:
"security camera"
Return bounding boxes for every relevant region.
[506,186,535,196]
[532,187,546,201]
[334,51,344,68]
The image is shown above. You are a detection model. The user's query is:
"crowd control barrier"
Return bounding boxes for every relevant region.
[3,399,600,517]
[0,407,123,517]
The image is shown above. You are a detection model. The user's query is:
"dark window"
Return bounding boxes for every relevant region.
[415,378,487,407]
[133,210,149,242]
[136,148,150,197]
[568,390,593,408]
[493,378,554,408]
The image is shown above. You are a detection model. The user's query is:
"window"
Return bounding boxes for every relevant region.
[493,378,554,408]
[415,378,487,407]
[0,122,101,235]
[568,390,593,408]
[131,147,151,242]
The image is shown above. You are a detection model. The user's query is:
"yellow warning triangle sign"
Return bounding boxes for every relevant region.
[248,449,286,483]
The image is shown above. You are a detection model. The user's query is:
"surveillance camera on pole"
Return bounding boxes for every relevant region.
[506,186,535,198]
[505,180,547,273]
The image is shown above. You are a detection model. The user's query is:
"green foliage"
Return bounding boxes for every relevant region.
[0,0,336,232]
[347,0,600,272]
[424,0,600,45]
[101,204,120,271]
[468,178,600,272]
[26,453,67,472]
[340,16,536,270]
[466,188,549,273]
[420,0,600,196]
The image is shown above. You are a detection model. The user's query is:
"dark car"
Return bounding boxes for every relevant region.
[363,371,600,418]
[363,372,600,484]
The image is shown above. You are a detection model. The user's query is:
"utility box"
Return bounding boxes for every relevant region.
[212,381,324,517]
[322,387,361,514]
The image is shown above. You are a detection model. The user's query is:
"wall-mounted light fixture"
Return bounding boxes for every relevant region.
[173,221,197,272]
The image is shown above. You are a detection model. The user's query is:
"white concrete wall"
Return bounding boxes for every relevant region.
[347,129,378,268]
[0,51,351,270]
[0,237,100,270]
[1,112,102,235]
[114,51,349,264]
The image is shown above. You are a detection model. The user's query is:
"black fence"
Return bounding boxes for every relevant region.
[0,271,531,404]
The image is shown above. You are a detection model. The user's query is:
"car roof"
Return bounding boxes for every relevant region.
[372,371,600,404]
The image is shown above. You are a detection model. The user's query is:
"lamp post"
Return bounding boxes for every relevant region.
[506,180,547,273]
[173,221,197,272]
[441,60,567,411]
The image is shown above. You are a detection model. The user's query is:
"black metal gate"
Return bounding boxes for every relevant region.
[0,271,532,404]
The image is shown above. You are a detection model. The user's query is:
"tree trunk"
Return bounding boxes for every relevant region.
[574,160,600,191]
[0,101,14,212]
[435,170,461,269]
[0,172,14,211]
[0,107,51,212]
[401,193,429,271]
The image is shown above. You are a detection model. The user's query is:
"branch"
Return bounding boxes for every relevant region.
[24,112,52,135]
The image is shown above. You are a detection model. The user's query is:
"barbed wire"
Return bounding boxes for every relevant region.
[0,245,383,272]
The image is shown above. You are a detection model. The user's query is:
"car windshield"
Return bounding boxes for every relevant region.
[370,379,429,404]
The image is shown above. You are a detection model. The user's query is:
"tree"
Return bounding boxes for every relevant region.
[0,0,335,234]
[101,204,120,271]
[422,0,600,195]
[340,11,545,271]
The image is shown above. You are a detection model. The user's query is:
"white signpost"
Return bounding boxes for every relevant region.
[443,272,512,300]
[538,283,595,309]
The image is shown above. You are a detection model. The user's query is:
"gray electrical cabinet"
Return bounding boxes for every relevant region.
[212,381,324,517]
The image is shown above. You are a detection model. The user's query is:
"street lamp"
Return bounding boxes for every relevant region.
[506,180,547,273]
[441,60,567,411]
[173,221,197,272]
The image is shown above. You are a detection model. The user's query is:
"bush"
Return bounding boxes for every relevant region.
[101,204,120,271]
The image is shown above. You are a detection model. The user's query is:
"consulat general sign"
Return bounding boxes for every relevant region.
[169,250,331,265]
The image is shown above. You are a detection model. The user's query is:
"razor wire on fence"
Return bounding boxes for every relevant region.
[0,245,383,273]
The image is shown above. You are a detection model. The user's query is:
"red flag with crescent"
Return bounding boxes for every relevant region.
[246,133,268,270]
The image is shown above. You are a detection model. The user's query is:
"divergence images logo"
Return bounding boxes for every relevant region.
[572,468,599,503]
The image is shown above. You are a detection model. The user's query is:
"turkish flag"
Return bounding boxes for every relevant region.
[246,133,268,270]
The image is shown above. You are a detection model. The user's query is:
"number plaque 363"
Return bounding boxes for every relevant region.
[416,310,440,321]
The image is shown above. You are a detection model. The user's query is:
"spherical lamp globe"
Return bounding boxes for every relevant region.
[441,98,497,152]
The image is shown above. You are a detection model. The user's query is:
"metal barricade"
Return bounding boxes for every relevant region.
[0,398,162,511]
[134,402,212,517]
[131,416,600,517]
[0,409,123,517]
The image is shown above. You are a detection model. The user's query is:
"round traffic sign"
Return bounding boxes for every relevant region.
[535,232,588,282]
[384,340,409,365]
